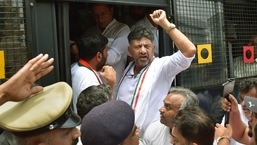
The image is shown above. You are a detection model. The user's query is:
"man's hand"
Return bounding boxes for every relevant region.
[0,54,54,105]
[221,94,239,112]
[149,9,167,27]
[99,65,116,94]
[149,9,196,58]
[215,123,233,139]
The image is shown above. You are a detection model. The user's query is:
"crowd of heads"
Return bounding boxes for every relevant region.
[4,3,257,145]
[0,81,218,145]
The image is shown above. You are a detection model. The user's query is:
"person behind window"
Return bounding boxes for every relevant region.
[85,3,130,95]
[234,35,257,78]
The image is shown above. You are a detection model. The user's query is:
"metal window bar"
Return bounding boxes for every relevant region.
[224,1,257,79]
[0,0,28,83]
[175,0,227,89]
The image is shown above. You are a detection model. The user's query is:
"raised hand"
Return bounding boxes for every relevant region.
[150,9,167,26]
[99,65,116,94]
[0,54,54,105]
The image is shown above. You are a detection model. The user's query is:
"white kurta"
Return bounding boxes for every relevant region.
[139,121,172,145]
[116,51,194,135]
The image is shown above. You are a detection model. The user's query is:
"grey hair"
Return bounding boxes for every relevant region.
[128,26,154,44]
[168,86,199,110]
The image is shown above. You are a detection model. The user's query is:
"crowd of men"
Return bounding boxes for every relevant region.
[1,3,257,145]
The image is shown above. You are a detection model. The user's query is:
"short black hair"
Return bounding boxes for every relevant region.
[89,3,113,10]
[128,26,154,44]
[239,78,257,94]
[172,106,215,145]
[76,84,111,119]
[77,33,108,60]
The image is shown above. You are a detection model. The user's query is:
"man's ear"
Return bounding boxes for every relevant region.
[96,52,102,61]
[128,46,132,56]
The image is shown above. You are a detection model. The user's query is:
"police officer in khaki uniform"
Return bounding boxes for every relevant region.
[0,82,81,145]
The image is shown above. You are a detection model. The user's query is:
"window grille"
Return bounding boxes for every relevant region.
[175,0,257,89]
[0,0,28,83]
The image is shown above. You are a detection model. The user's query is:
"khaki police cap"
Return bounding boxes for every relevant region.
[0,82,81,136]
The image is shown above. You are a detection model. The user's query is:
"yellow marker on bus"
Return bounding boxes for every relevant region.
[0,51,5,79]
[197,44,212,64]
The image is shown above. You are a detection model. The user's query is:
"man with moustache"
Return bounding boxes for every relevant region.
[116,9,196,135]
[71,34,116,113]
[139,87,199,145]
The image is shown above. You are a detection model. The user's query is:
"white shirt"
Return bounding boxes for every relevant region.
[131,16,159,57]
[139,121,172,145]
[117,51,194,135]
[71,63,101,113]
[86,19,130,95]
